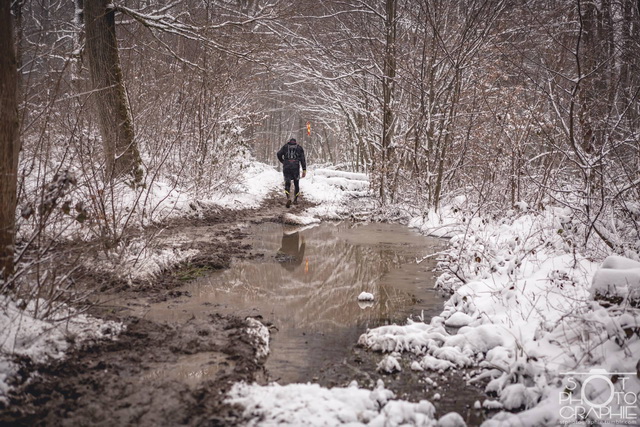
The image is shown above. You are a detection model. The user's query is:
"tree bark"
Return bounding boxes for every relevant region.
[381,0,397,204]
[0,0,19,283]
[84,0,142,183]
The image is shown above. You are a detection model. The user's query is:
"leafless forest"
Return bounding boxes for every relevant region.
[1,0,639,291]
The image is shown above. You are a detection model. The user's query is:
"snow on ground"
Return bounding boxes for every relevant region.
[360,204,640,426]
[0,297,124,405]
[213,162,282,209]
[358,291,375,301]
[1,162,367,408]
[590,255,640,302]
[227,380,465,427]
[302,167,372,220]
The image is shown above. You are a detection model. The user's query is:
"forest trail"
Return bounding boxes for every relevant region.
[0,194,314,426]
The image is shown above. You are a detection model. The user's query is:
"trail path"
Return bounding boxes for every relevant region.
[1,196,311,426]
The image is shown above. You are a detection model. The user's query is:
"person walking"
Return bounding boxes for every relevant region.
[277,138,307,207]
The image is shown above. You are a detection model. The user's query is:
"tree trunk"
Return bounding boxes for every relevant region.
[381,0,397,204]
[84,0,142,183]
[0,0,19,283]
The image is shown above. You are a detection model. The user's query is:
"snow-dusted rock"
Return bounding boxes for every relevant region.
[244,317,270,360]
[419,355,456,372]
[482,399,504,410]
[357,291,374,301]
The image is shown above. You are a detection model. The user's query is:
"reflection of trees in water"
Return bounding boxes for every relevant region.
[204,226,422,331]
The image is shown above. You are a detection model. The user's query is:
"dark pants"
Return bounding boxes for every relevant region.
[283,167,300,198]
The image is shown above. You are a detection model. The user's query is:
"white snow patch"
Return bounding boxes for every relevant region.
[377,355,402,373]
[419,355,456,372]
[590,255,640,301]
[437,412,466,427]
[227,380,441,426]
[444,312,473,327]
[0,297,124,404]
[357,291,374,301]
[214,162,282,209]
[282,213,321,226]
[244,317,270,360]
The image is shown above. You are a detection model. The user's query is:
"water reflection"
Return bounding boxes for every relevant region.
[136,222,446,384]
[188,223,436,334]
[276,227,306,272]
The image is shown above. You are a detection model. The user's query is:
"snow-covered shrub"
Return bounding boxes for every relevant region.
[366,205,640,425]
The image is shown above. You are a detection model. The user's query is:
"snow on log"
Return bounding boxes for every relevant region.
[590,255,640,303]
[323,177,369,192]
[314,168,368,181]
[311,168,369,192]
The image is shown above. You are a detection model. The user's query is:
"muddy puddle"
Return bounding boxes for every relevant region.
[122,221,487,423]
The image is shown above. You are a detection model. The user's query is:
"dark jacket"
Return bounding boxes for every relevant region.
[277,141,307,172]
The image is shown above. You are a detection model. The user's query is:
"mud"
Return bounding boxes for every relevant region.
[1,195,307,427]
[0,315,266,426]
[117,221,490,424]
[2,196,489,426]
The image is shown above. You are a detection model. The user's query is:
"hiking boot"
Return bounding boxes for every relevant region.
[293,197,298,205]
[286,199,292,208]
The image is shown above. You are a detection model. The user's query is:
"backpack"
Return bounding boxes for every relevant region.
[285,144,299,161]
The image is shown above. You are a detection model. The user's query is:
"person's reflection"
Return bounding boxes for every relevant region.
[276,228,306,272]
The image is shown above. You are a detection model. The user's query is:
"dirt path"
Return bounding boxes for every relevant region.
[0,195,311,427]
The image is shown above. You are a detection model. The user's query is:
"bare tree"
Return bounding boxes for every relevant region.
[0,0,19,283]
[84,0,143,184]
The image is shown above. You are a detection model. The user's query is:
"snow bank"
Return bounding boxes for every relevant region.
[302,168,371,220]
[0,297,124,404]
[590,255,640,302]
[407,203,467,238]
[361,205,640,426]
[227,380,467,426]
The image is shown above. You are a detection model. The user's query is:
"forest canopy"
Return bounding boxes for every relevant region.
[1,0,639,284]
